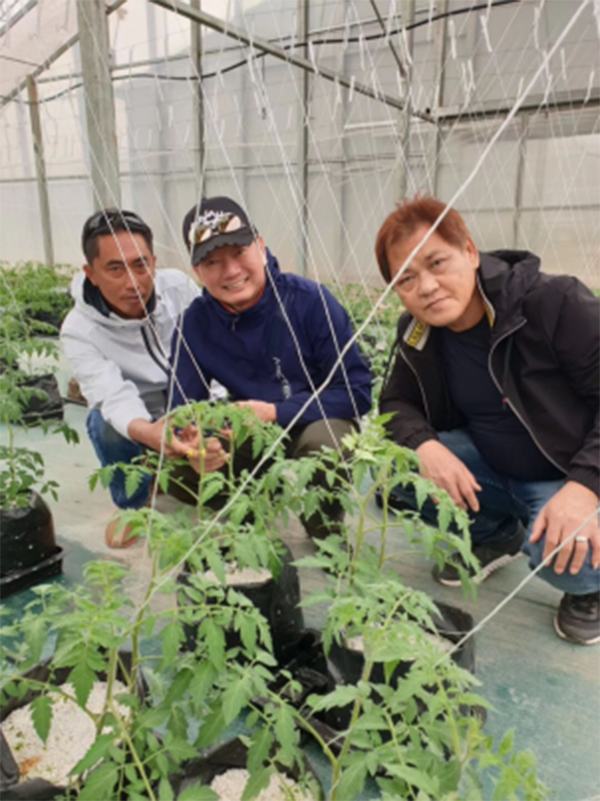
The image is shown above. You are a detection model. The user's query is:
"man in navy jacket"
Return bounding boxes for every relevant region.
[170,195,372,539]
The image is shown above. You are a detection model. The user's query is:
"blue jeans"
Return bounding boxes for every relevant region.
[391,429,600,595]
[86,409,151,509]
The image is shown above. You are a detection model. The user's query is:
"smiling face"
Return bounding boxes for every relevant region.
[388,225,484,332]
[193,238,267,313]
[83,230,156,319]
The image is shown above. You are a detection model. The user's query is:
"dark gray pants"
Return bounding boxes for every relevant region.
[168,418,357,540]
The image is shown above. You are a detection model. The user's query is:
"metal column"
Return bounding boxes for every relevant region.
[190,0,205,192]
[26,76,54,266]
[513,115,529,249]
[397,0,415,198]
[296,0,309,277]
[431,0,448,197]
[76,0,121,209]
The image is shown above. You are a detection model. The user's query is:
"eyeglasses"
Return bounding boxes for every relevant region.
[190,213,244,246]
[82,209,150,247]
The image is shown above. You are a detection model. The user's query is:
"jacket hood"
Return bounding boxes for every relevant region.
[478,250,541,333]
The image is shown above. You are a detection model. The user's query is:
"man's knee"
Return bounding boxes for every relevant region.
[523,534,600,594]
[86,409,123,446]
[289,418,357,459]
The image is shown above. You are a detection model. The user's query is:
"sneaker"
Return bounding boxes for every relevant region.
[554,591,600,645]
[105,516,140,549]
[433,524,525,587]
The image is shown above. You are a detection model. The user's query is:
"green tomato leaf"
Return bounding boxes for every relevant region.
[31,693,52,744]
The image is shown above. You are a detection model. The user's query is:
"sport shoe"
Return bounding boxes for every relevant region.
[433,524,525,587]
[105,516,140,549]
[554,591,600,645]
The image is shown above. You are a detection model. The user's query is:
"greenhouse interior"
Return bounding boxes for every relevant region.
[0,0,599,799]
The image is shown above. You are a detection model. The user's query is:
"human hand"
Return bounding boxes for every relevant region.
[415,439,482,512]
[237,400,277,424]
[128,418,192,459]
[530,481,600,574]
[187,432,230,475]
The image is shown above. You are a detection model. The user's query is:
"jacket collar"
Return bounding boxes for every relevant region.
[83,276,157,319]
[402,250,541,350]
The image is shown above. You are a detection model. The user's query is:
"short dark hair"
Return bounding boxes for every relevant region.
[81,208,153,263]
[375,196,472,283]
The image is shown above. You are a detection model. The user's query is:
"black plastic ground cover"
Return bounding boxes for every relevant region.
[0,493,62,600]
[177,542,305,665]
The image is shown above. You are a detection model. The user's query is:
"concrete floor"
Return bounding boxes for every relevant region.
[2,389,599,801]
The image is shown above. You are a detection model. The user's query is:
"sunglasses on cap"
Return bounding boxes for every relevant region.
[82,209,150,247]
[189,212,246,247]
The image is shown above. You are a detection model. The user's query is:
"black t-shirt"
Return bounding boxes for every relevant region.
[441,317,563,481]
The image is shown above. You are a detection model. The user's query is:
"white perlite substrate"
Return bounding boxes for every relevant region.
[2,680,128,787]
[210,768,312,801]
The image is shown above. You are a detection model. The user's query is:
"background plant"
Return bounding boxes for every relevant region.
[0,261,75,333]
[0,310,78,508]
[327,283,399,397]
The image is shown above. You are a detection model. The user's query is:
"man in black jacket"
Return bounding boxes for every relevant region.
[376,196,599,645]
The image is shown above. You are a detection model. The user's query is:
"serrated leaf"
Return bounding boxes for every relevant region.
[70,659,97,708]
[164,668,193,706]
[196,707,226,748]
[125,468,143,499]
[78,762,118,801]
[222,676,251,726]
[70,734,114,776]
[178,782,218,801]
[158,776,175,800]
[308,685,360,712]
[242,766,272,801]
[334,758,368,801]
[160,621,183,668]
[189,661,218,706]
[31,694,52,744]
[246,727,272,774]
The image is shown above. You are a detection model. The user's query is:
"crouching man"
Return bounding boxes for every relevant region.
[169,195,372,539]
[61,209,200,547]
[375,196,599,645]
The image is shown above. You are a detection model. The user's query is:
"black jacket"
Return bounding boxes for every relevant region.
[380,251,599,496]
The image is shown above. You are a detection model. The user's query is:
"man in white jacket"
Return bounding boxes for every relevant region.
[61,209,200,547]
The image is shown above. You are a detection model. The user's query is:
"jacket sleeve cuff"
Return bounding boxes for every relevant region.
[566,467,600,499]
[106,405,153,441]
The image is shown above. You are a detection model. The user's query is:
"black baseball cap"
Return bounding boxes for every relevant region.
[182,196,257,267]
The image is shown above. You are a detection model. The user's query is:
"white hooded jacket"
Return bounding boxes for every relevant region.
[61,270,200,439]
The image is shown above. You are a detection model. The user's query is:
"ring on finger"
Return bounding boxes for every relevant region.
[575,536,588,543]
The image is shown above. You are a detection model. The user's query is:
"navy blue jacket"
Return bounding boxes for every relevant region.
[170,252,372,427]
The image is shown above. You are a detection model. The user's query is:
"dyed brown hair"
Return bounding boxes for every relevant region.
[375,196,472,283]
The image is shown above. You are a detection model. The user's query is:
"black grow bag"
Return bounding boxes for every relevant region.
[0,492,63,599]
[0,651,147,801]
[173,736,323,800]
[277,603,480,740]
[177,543,305,665]
[19,375,63,425]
